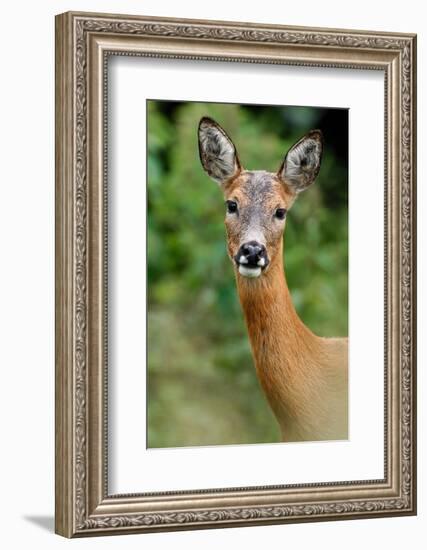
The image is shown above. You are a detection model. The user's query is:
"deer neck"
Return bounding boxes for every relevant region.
[235,243,322,436]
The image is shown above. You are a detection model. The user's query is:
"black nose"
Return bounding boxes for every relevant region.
[237,241,268,268]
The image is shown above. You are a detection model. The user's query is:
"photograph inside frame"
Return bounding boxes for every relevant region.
[147,99,349,448]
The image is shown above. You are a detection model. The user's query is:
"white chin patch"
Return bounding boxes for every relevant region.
[238,265,262,278]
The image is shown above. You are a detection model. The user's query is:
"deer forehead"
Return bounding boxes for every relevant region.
[225,170,293,209]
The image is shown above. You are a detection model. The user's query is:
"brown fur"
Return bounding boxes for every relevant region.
[225,175,348,443]
[198,118,348,442]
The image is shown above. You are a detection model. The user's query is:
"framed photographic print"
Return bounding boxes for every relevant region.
[55,11,417,537]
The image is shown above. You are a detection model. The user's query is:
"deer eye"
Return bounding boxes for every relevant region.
[275,208,287,220]
[226,200,238,214]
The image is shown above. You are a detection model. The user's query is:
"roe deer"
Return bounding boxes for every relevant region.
[198,117,348,442]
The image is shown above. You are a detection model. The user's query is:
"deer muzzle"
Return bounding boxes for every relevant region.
[234,241,269,278]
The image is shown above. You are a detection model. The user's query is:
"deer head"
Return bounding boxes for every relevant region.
[198,117,323,279]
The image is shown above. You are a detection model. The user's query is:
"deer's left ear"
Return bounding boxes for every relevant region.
[278,130,323,194]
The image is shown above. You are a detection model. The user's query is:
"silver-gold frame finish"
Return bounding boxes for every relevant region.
[55,11,417,538]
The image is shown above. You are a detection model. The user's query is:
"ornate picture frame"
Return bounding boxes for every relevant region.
[55,11,417,537]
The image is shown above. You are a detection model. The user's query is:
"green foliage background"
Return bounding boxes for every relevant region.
[147,100,348,447]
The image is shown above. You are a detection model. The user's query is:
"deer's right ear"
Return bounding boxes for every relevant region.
[198,117,241,185]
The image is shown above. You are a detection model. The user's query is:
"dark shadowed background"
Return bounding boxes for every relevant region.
[147,100,348,448]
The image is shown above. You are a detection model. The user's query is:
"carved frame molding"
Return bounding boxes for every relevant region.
[55,11,416,537]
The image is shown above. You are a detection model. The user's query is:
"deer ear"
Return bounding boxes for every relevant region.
[278,130,323,194]
[198,117,241,185]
